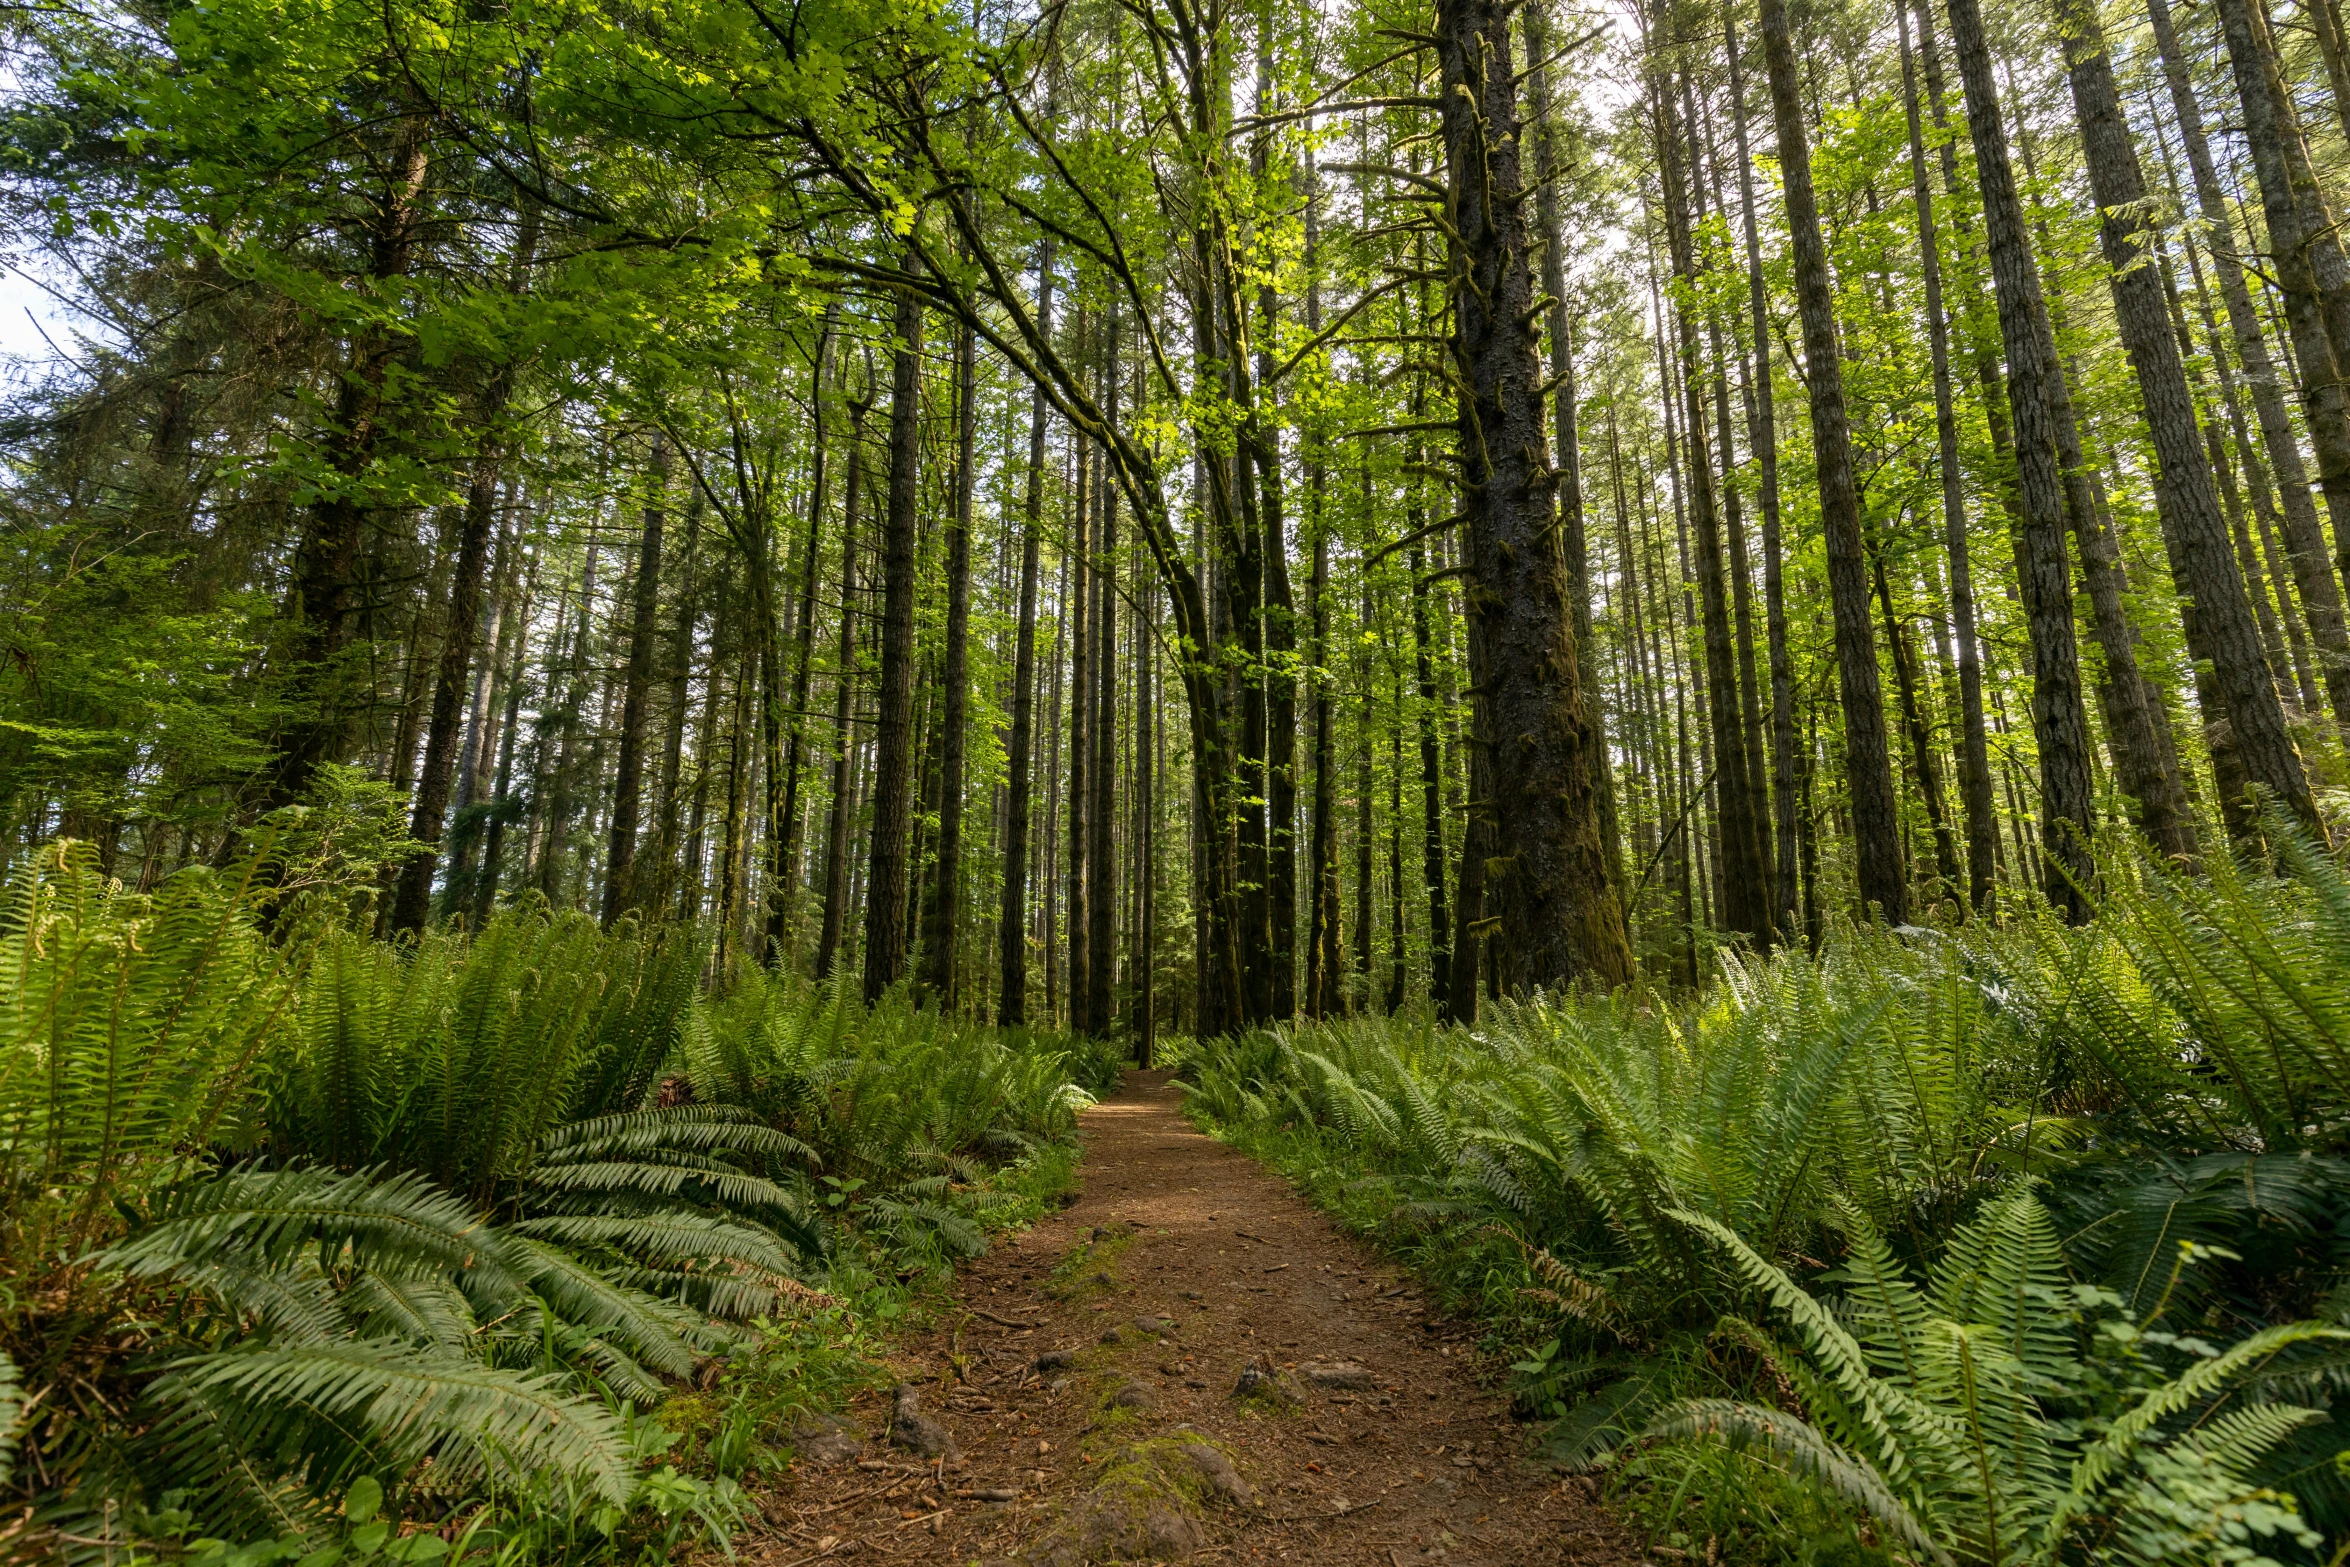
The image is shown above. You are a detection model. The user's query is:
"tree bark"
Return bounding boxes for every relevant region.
[816,401,867,980]
[1408,536,1452,1003]
[260,113,432,814]
[1436,0,1632,990]
[1088,311,1122,1036]
[921,314,979,1001]
[1652,44,1772,945]
[1000,246,1054,1026]
[1898,0,1997,913]
[601,436,671,925]
[863,270,924,1001]
[1756,0,1909,924]
[1524,0,1622,893]
[1940,0,2097,919]
[2212,0,2350,717]
[1724,12,1801,940]
[2144,0,2350,735]
[2057,0,2322,845]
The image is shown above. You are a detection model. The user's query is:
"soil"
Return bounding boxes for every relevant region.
[738,1069,1639,1567]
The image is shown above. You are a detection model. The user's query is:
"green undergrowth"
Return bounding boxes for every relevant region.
[0,840,1116,1564]
[1179,827,2350,1567]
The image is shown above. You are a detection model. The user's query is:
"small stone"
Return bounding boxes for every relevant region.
[1109,1378,1158,1411]
[787,1412,865,1468]
[1035,1349,1081,1373]
[888,1384,960,1460]
[1100,1326,1126,1345]
[1297,1361,1376,1392]
[1179,1290,1203,1301]
[1134,1315,1176,1336]
[1230,1354,1305,1408]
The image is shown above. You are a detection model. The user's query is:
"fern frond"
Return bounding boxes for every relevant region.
[1648,1399,1952,1567]
[2043,1320,2350,1552]
[163,1339,632,1501]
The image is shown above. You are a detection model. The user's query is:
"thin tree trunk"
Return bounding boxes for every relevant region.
[1898,0,1997,913]
[1725,13,1801,940]
[602,437,671,925]
[771,305,839,961]
[2211,0,2350,707]
[1651,43,1771,945]
[1756,0,1908,924]
[390,429,505,935]
[1408,536,1452,1003]
[1087,313,1122,1036]
[1000,247,1054,1025]
[816,403,868,980]
[922,315,979,1001]
[1067,376,1093,1033]
[1304,163,1344,1019]
[2058,0,2322,844]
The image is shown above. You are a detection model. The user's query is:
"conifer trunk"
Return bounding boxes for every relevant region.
[601,437,669,925]
[1435,0,1632,990]
[862,271,924,1001]
[1898,0,1997,913]
[999,247,1054,1026]
[921,316,978,1000]
[2057,0,2322,845]
[1756,0,1909,924]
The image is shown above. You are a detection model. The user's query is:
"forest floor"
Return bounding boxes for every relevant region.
[734,1069,1638,1567]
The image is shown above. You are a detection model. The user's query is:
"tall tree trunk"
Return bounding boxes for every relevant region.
[2211,0,2350,704]
[1000,246,1054,1026]
[1939,0,2097,920]
[390,420,507,935]
[1724,12,1801,940]
[2057,0,2323,845]
[769,305,840,962]
[652,489,704,917]
[601,437,670,925]
[864,271,924,1000]
[1408,536,1452,1003]
[816,403,868,980]
[1435,0,1632,990]
[1525,0,1623,896]
[260,113,432,814]
[444,509,518,919]
[1305,164,1344,1019]
[2144,0,2350,735]
[1067,376,1093,1033]
[1874,552,1961,903]
[1898,0,1997,913]
[922,315,979,1001]
[1756,0,1909,924]
[1088,312,1122,1036]
[1651,41,1772,945]
[1252,54,1299,1022]
[472,540,539,928]
[1354,585,1375,1009]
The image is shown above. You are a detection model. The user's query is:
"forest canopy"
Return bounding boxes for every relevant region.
[5,0,2350,1021]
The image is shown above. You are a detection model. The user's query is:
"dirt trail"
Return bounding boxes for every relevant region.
[744,1069,1635,1567]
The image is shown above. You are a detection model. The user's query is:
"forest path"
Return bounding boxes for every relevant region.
[743,1069,1636,1567]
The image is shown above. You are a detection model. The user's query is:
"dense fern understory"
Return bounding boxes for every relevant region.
[0,840,1122,1563]
[1181,828,2350,1567]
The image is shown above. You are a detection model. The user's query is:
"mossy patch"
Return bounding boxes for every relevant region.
[1029,1434,1253,1565]
[1044,1222,1135,1302]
